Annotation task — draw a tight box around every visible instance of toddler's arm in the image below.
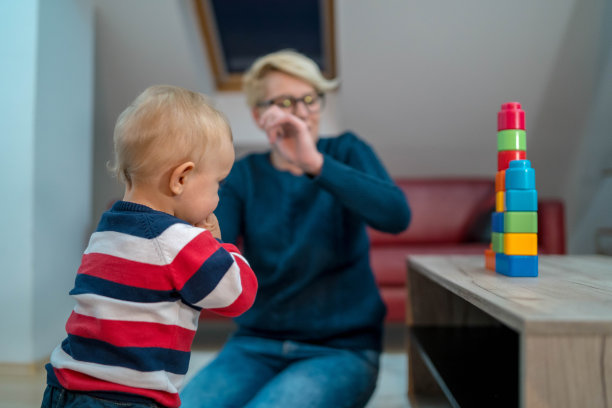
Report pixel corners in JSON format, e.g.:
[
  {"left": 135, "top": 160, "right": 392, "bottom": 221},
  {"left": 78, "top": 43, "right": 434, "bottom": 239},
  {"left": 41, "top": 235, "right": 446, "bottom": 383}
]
[
  {"left": 169, "top": 223, "right": 257, "bottom": 318},
  {"left": 207, "top": 241, "right": 257, "bottom": 317}
]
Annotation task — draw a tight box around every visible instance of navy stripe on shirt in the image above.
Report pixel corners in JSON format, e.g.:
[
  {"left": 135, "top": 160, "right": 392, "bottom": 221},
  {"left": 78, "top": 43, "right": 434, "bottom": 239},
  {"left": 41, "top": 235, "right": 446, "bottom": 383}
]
[
  {"left": 180, "top": 247, "right": 234, "bottom": 305},
  {"left": 61, "top": 336, "right": 190, "bottom": 374},
  {"left": 96, "top": 201, "right": 190, "bottom": 239},
  {"left": 69, "top": 274, "right": 181, "bottom": 303}
]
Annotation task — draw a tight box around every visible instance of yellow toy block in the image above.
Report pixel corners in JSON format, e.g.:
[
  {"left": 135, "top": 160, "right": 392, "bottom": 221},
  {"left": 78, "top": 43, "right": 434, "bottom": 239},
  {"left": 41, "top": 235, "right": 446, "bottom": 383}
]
[
  {"left": 496, "top": 191, "right": 505, "bottom": 212},
  {"left": 504, "top": 233, "right": 538, "bottom": 255}
]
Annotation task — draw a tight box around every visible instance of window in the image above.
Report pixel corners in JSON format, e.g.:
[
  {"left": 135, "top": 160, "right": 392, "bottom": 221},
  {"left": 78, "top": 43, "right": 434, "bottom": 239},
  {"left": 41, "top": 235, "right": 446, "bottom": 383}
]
[{"left": 193, "top": 0, "right": 336, "bottom": 91}]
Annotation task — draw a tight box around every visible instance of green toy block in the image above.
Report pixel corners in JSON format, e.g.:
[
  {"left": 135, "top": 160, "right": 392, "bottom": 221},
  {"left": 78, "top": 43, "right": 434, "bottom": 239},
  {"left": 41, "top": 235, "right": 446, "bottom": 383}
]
[
  {"left": 492, "top": 232, "right": 504, "bottom": 253},
  {"left": 497, "top": 129, "right": 526, "bottom": 151},
  {"left": 503, "top": 212, "right": 537, "bottom": 233}
]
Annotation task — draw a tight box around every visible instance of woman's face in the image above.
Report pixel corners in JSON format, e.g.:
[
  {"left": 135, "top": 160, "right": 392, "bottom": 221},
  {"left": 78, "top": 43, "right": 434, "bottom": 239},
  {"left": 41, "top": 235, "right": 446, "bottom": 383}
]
[{"left": 256, "top": 70, "right": 321, "bottom": 142}]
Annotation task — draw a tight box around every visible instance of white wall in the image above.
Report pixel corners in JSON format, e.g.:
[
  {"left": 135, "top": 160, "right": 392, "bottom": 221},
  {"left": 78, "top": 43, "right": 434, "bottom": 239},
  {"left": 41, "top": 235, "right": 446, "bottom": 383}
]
[
  {"left": 0, "top": 0, "right": 38, "bottom": 364},
  {"left": 0, "top": 0, "right": 94, "bottom": 364},
  {"left": 92, "top": 0, "right": 215, "bottom": 221},
  {"left": 33, "top": 0, "right": 95, "bottom": 360},
  {"left": 566, "top": 0, "right": 612, "bottom": 253}
]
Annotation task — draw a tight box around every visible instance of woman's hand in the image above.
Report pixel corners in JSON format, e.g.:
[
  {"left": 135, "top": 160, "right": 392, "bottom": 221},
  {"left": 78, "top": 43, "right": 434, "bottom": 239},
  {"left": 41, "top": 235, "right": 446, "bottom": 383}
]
[
  {"left": 259, "top": 106, "right": 323, "bottom": 175},
  {"left": 196, "top": 213, "right": 222, "bottom": 240}
]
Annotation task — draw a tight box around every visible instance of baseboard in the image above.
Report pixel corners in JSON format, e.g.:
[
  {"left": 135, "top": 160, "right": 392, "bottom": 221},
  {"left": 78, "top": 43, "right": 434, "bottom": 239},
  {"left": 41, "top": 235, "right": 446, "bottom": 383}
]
[{"left": 0, "top": 357, "right": 48, "bottom": 376}]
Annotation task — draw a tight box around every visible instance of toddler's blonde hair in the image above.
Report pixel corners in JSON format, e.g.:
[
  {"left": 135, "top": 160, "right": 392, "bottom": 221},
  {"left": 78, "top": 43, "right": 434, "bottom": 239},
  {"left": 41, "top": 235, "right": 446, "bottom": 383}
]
[{"left": 111, "top": 85, "right": 231, "bottom": 186}]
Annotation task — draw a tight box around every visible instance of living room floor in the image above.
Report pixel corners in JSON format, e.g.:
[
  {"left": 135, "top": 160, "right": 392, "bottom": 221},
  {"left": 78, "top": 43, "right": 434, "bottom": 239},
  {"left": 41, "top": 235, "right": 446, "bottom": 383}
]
[{"left": 0, "top": 325, "right": 450, "bottom": 408}]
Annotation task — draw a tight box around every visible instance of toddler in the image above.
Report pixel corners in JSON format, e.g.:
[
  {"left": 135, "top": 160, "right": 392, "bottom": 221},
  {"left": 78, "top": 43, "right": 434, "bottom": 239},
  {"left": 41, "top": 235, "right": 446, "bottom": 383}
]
[{"left": 41, "top": 85, "right": 257, "bottom": 408}]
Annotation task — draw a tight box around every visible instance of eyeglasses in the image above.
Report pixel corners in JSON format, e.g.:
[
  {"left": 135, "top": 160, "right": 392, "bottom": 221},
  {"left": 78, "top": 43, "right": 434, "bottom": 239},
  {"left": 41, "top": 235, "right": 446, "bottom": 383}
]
[{"left": 256, "top": 93, "right": 325, "bottom": 114}]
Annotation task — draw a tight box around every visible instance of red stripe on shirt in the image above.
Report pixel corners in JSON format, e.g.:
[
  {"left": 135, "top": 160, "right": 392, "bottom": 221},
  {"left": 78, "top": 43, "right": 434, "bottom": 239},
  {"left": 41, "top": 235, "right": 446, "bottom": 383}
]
[
  {"left": 78, "top": 230, "right": 220, "bottom": 290},
  {"left": 65, "top": 312, "right": 195, "bottom": 352},
  {"left": 53, "top": 367, "right": 179, "bottom": 407},
  {"left": 170, "top": 234, "right": 236, "bottom": 290},
  {"left": 78, "top": 253, "right": 172, "bottom": 290},
  {"left": 220, "top": 242, "right": 240, "bottom": 254}
]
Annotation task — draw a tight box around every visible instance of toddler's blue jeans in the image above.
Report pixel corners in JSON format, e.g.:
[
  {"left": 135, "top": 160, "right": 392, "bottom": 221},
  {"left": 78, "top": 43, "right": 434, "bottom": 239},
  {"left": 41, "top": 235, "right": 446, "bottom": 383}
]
[{"left": 41, "top": 385, "right": 161, "bottom": 407}]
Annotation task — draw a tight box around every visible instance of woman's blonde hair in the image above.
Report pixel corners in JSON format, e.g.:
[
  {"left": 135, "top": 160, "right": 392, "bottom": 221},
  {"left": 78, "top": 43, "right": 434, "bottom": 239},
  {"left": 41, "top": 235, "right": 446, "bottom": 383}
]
[
  {"left": 243, "top": 50, "right": 339, "bottom": 108},
  {"left": 110, "top": 85, "right": 231, "bottom": 186}
]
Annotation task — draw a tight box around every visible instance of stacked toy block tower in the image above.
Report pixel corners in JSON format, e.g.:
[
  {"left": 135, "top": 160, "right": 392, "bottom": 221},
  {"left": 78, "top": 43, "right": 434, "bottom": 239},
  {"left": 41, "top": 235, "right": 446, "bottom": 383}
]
[{"left": 484, "top": 102, "right": 538, "bottom": 277}]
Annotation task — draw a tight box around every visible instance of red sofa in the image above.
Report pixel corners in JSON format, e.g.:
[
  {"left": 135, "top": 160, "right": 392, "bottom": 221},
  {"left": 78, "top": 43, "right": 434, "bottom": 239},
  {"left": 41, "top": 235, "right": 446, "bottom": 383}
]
[{"left": 368, "top": 178, "right": 566, "bottom": 322}]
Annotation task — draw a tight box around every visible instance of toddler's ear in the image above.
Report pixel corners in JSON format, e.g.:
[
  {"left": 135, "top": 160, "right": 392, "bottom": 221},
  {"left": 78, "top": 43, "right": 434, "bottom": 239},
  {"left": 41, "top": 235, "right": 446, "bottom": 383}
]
[{"left": 169, "top": 161, "right": 195, "bottom": 195}]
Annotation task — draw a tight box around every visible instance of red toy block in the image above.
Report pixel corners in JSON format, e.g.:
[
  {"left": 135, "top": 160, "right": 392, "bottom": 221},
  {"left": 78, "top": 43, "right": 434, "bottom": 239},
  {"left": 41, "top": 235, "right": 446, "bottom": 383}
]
[
  {"left": 498, "top": 150, "right": 526, "bottom": 171},
  {"left": 498, "top": 102, "right": 525, "bottom": 131}
]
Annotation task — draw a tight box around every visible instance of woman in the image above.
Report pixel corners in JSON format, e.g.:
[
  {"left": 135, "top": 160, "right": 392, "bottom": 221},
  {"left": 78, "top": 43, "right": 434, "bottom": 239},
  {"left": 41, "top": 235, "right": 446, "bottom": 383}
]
[{"left": 181, "top": 50, "right": 411, "bottom": 408}]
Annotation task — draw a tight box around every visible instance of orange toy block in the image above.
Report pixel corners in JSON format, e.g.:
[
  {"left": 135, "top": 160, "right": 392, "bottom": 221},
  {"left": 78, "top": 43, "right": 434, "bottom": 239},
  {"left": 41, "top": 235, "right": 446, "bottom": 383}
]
[
  {"left": 484, "top": 248, "right": 496, "bottom": 271},
  {"left": 504, "top": 233, "right": 538, "bottom": 255},
  {"left": 495, "top": 170, "right": 505, "bottom": 192}
]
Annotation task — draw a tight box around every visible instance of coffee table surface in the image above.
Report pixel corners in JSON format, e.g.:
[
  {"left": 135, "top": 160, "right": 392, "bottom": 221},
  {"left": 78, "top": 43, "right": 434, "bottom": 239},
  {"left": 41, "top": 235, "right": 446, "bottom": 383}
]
[{"left": 407, "top": 255, "right": 612, "bottom": 334}]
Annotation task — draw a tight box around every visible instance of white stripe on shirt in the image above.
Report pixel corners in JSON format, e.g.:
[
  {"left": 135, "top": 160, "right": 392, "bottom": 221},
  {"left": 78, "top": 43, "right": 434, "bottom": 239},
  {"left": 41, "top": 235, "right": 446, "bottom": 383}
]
[
  {"left": 230, "top": 252, "right": 250, "bottom": 266},
  {"left": 84, "top": 223, "right": 203, "bottom": 265},
  {"left": 50, "top": 346, "right": 185, "bottom": 393},
  {"left": 73, "top": 293, "right": 199, "bottom": 331}
]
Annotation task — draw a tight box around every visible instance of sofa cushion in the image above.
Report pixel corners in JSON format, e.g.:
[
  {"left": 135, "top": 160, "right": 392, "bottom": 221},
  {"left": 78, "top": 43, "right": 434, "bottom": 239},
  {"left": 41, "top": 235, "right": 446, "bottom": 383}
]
[
  {"left": 538, "top": 200, "right": 566, "bottom": 254},
  {"left": 371, "top": 243, "right": 490, "bottom": 286},
  {"left": 369, "top": 178, "right": 496, "bottom": 245},
  {"left": 379, "top": 287, "right": 406, "bottom": 322}
]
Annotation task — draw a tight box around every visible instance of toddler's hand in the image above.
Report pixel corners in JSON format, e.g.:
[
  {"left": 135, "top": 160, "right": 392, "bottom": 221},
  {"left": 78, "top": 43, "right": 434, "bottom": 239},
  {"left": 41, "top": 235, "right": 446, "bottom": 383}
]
[{"left": 197, "top": 213, "right": 222, "bottom": 240}]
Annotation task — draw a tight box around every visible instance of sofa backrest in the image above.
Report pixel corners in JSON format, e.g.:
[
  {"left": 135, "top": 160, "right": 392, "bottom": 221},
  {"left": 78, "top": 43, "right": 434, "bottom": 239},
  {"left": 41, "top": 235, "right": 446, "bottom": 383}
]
[{"left": 369, "top": 178, "right": 496, "bottom": 245}]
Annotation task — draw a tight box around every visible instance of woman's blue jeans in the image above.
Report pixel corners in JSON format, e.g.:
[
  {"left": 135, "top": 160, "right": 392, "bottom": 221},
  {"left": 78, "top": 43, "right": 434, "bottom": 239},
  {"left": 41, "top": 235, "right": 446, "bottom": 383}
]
[{"left": 180, "top": 335, "right": 380, "bottom": 408}]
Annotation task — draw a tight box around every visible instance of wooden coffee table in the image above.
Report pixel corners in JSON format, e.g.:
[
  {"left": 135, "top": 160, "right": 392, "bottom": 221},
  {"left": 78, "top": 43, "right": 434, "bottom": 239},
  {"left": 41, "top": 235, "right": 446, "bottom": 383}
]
[{"left": 406, "top": 255, "right": 612, "bottom": 408}]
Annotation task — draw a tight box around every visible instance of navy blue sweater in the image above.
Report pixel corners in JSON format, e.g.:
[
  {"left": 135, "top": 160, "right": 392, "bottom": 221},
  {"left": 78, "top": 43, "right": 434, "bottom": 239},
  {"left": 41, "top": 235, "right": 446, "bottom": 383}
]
[{"left": 215, "top": 132, "right": 411, "bottom": 351}]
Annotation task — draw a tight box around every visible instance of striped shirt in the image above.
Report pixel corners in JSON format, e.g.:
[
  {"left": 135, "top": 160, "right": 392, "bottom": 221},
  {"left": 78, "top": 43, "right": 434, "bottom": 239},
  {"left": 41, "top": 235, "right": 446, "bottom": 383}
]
[{"left": 46, "top": 201, "right": 257, "bottom": 407}]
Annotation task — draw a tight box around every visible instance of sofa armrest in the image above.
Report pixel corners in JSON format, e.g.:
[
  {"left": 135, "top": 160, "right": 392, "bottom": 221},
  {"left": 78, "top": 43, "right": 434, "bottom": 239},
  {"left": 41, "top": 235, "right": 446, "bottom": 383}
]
[{"left": 538, "top": 199, "right": 566, "bottom": 254}]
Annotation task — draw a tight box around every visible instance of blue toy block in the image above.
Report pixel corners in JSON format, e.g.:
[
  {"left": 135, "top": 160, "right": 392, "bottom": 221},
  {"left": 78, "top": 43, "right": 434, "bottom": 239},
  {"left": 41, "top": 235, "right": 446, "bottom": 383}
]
[
  {"left": 505, "top": 189, "right": 538, "bottom": 211},
  {"left": 505, "top": 160, "right": 535, "bottom": 190},
  {"left": 495, "top": 253, "right": 538, "bottom": 277},
  {"left": 492, "top": 212, "right": 504, "bottom": 233}
]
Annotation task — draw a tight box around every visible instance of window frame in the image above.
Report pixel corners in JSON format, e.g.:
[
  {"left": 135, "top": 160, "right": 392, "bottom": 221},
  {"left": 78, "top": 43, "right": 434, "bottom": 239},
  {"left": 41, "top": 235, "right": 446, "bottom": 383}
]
[{"left": 193, "top": 0, "right": 337, "bottom": 91}]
